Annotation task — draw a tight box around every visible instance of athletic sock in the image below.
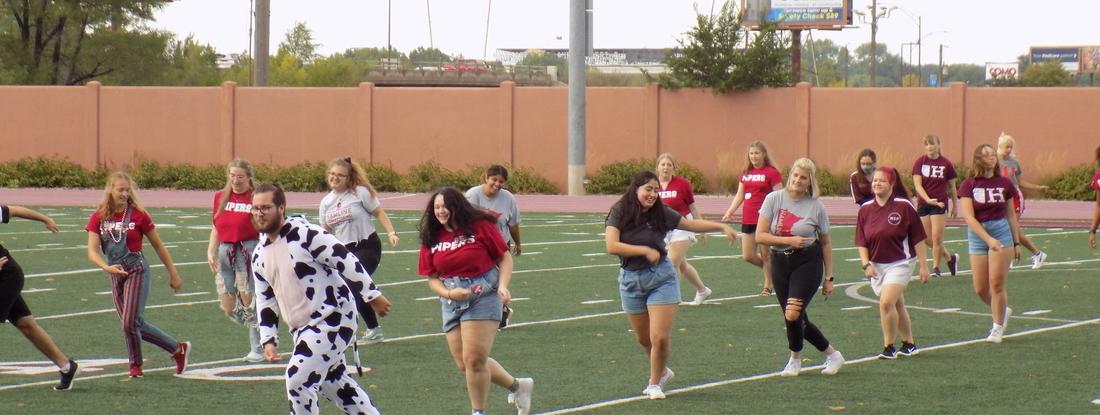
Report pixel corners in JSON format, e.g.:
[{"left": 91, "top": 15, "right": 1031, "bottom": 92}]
[{"left": 59, "top": 362, "right": 71, "bottom": 372}]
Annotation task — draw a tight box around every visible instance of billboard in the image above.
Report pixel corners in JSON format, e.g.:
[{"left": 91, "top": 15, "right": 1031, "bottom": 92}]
[
  {"left": 742, "top": 0, "right": 852, "bottom": 30},
  {"left": 1081, "top": 46, "right": 1100, "bottom": 74},
  {"left": 1029, "top": 47, "right": 1079, "bottom": 73},
  {"left": 985, "top": 62, "right": 1019, "bottom": 80}
]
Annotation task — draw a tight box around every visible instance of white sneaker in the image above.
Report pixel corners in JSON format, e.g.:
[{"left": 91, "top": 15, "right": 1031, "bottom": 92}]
[
  {"left": 642, "top": 384, "right": 665, "bottom": 400},
  {"left": 986, "top": 325, "right": 1004, "bottom": 343},
  {"left": 780, "top": 356, "right": 801, "bottom": 377},
  {"left": 691, "top": 287, "right": 713, "bottom": 306},
  {"left": 243, "top": 351, "right": 265, "bottom": 363},
  {"left": 821, "top": 350, "right": 844, "bottom": 375},
  {"left": 506, "top": 377, "right": 534, "bottom": 415},
  {"left": 657, "top": 367, "right": 674, "bottom": 388},
  {"left": 1092, "top": 398, "right": 1100, "bottom": 405},
  {"left": 358, "top": 327, "right": 385, "bottom": 345},
  {"left": 1002, "top": 307, "right": 1013, "bottom": 333},
  {"left": 1031, "top": 251, "right": 1047, "bottom": 269}
]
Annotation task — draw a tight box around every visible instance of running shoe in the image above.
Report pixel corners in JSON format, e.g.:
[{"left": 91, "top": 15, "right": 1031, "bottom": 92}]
[
  {"left": 54, "top": 359, "right": 78, "bottom": 391},
  {"left": 691, "top": 287, "right": 713, "bottom": 306},
  {"left": 642, "top": 384, "right": 665, "bottom": 400},
  {"left": 878, "top": 345, "right": 898, "bottom": 360},
  {"left": 1031, "top": 251, "right": 1047, "bottom": 269},
  {"left": 658, "top": 367, "right": 674, "bottom": 388},
  {"left": 173, "top": 341, "right": 191, "bottom": 374},
  {"left": 128, "top": 365, "right": 144, "bottom": 378},
  {"left": 780, "top": 356, "right": 801, "bottom": 377},
  {"left": 947, "top": 253, "right": 959, "bottom": 276},
  {"left": 507, "top": 377, "right": 534, "bottom": 414},
  {"left": 899, "top": 342, "right": 919, "bottom": 357},
  {"left": 821, "top": 350, "right": 844, "bottom": 375}
]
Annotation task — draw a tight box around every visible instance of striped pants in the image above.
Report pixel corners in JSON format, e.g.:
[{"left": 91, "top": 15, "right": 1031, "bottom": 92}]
[{"left": 110, "top": 260, "right": 179, "bottom": 367}]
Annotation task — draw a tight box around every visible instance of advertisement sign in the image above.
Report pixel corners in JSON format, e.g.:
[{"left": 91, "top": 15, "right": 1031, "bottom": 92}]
[
  {"left": 742, "top": 0, "right": 851, "bottom": 29},
  {"left": 1029, "top": 47, "right": 1079, "bottom": 73},
  {"left": 1081, "top": 46, "right": 1100, "bottom": 74},
  {"left": 985, "top": 62, "right": 1019, "bottom": 80}
]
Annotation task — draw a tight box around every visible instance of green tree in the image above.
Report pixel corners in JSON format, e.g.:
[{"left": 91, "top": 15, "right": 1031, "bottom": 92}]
[
  {"left": 279, "top": 22, "right": 319, "bottom": 64},
  {"left": 944, "top": 63, "right": 985, "bottom": 85},
  {"left": 800, "top": 39, "right": 846, "bottom": 86},
  {"left": 221, "top": 53, "right": 252, "bottom": 85},
  {"left": 1019, "top": 61, "right": 1072, "bottom": 86},
  {"left": 0, "top": 0, "right": 173, "bottom": 85},
  {"left": 343, "top": 47, "right": 409, "bottom": 69},
  {"left": 517, "top": 49, "right": 568, "bottom": 82},
  {"left": 848, "top": 42, "right": 901, "bottom": 87},
  {"left": 160, "top": 36, "right": 222, "bottom": 86},
  {"left": 305, "top": 54, "right": 364, "bottom": 86},
  {"left": 655, "top": 1, "right": 790, "bottom": 93},
  {"left": 408, "top": 46, "right": 450, "bottom": 67},
  {"left": 269, "top": 50, "right": 307, "bottom": 86}
]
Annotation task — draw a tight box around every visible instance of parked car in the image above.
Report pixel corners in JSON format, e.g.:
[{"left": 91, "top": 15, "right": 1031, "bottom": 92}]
[{"left": 442, "top": 59, "right": 492, "bottom": 73}]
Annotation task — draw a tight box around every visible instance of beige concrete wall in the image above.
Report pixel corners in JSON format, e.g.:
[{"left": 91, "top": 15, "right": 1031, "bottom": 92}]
[{"left": 2, "top": 82, "right": 1096, "bottom": 193}]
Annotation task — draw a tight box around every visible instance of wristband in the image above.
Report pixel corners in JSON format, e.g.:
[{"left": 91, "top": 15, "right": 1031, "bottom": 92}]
[{"left": 825, "top": 276, "right": 834, "bottom": 282}]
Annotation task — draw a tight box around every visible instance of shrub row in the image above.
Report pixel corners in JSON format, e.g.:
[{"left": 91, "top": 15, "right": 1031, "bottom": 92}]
[
  {"left": 585, "top": 158, "right": 709, "bottom": 195},
  {"left": 0, "top": 157, "right": 559, "bottom": 194}
]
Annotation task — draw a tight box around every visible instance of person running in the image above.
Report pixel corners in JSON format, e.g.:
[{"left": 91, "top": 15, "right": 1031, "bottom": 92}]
[
  {"left": 418, "top": 187, "right": 534, "bottom": 415},
  {"left": 319, "top": 157, "right": 400, "bottom": 345},
  {"left": 722, "top": 140, "right": 784, "bottom": 296},
  {"left": 251, "top": 182, "right": 390, "bottom": 415},
  {"left": 1, "top": 205, "right": 79, "bottom": 390},
  {"left": 997, "top": 134, "right": 1049, "bottom": 269},
  {"left": 959, "top": 144, "right": 1022, "bottom": 344},
  {"left": 912, "top": 134, "right": 960, "bottom": 277},
  {"left": 655, "top": 153, "right": 712, "bottom": 305},
  {"left": 855, "top": 167, "right": 931, "bottom": 359},
  {"left": 465, "top": 164, "right": 521, "bottom": 328},
  {"left": 85, "top": 172, "right": 190, "bottom": 378},
  {"left": 756, "top": 158, "right": 845, "bottom": 377},
  {"left": 1090, "top": 146, "right": 1100, "bottom": 250},
  {"left": 850, "top": 149, "right": 877, "bottom": 205},
  {"left": 605, "top": 171, "right": 738, "bottom": 400},
  {"left": 205, "top": 158, "right": 263, "bottom": 363}
]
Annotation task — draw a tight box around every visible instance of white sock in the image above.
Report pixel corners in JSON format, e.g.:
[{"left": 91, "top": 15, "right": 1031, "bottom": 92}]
[
  {"left": 993, "top": 323, "right": 1003, "bottom": 330},
  {"left": 59, "top": 362, "right": 71, "bottom": 372}
]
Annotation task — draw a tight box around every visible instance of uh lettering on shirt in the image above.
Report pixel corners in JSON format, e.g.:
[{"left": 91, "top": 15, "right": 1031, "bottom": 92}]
[
  {"left": 224, "top": 201, "right": 252, "bottom": 213},
  {"left": 920, "top": 164, "right": 947, "bottom": 178},
  {"left": 972, "top": 187, "right": 1006, "bottom": 204},
  {"left": 431, "top": 234, "right": 477, "bottom": 253}
]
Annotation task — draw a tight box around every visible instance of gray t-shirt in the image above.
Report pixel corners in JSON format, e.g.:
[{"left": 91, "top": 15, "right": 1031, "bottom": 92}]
[
  {"left": 605, "top": 203, "right": 682, "bottom": 271},
  {"left": 465, "top": 185, "right": 520, "bottom": 244},
  {"left": 759, "top": 190, "right": 830, "bottom": 251},
  {"left": 1000, "top": 156, "right": 1022, "bottom": 188},
  {"left": 318, "top": 186, "right": 381, "bottom": 244}
]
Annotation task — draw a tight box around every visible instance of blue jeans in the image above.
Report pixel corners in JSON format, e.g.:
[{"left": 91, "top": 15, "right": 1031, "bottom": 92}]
[{"left": 618, "top": 258, "right": 681, "bottom": 314}]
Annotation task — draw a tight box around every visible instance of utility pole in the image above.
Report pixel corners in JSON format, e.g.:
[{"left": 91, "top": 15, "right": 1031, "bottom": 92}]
[
  {"left": 567, "top": 0, "right": 587, "bottom": 195},
  {"left": 252, "top": 0, "right": 269, "bottom": 86},
  {"left": 916, "top": 16, "right": 922, "bottom": 86},
  {"left": 843, "top": 46, "right": 849, "bottom": 87},
  {"left": 870, "top": 0, "right": 878, "bottom": 87},
  {"left": 791, "top": 29, "right": 802, "bottom": 84},
  {"left": 937, "top": 44, "right": 944, "bottom": 86}
]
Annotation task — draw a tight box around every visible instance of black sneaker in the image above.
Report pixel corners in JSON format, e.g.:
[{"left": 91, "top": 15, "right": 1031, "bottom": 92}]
[
  {"left": 947, "top": 253, "right": 959, "bottom": 276},
  {"left": 498, "top": 304, "right": 512, "bottom": 330},
  {"left": 899, "top": 342, "right": 919, "bottom": 357},
  {"left": 931, "top": 267, "right": 942, "bottom": 278},
  {"left": 54, "top": 359, "right": 78, "bottom": 391},
  {"left": 878, "top": 345, "right": 897, "bottom": 360}
]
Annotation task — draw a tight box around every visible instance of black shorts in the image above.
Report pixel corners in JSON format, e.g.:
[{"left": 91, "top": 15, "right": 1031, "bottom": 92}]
[
  {"left": 917, "top": 203, "right": 948, "bottom": 217},
  {"left": 741, "top": 223, "right": 758, "bottom": 235},
  {"left": 346, "top": 232, "right": 383, "bottom": 275},
  {"left": 0, "top": 255, "right": 31, "bottom": 324}
]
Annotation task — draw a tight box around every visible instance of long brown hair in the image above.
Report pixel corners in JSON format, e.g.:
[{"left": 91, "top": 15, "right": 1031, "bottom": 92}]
[
  {"left": 741, "top": 140, "right": 777, "bottom": 174},
  {"left": 214, "top": 158, "right": 255, "bottom": 220},
  {"left": 970, "top": 144, "right": 1001, "bottom": 178},
  {"left": 854, "top": 148, "right": 877, "bottom": 183},
  {"left": 329, "top": 157, "right": 377, "bottom": 198},
  {"left": 96, "top": 172, "right": 144, "bottom": 220}
]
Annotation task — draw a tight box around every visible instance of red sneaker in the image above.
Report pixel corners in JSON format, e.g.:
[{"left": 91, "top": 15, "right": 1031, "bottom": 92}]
[
  {"left": 172, "top": 341, "right": 191, "bottom": 374},
  {"left": 128, "top": 365, "right": 144, "bottom": 378}
]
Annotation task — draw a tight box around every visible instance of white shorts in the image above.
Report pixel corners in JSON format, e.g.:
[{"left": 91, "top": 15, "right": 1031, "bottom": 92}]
[
  {"left": 665, "top": 228, "right": 697, "bottom": 245},
  {"left": 869, "top": 258, "right": 915, "bottom": 296}
]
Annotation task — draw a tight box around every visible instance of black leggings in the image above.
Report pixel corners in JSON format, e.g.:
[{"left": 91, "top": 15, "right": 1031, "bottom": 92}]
[
  {"left": 345, "top": 233, "right": 382, "bottom": 330},
  {"left": 771, "top": 244, "right": 830, "bottom": 353},
  {"left": 0, "top": 252, "right": 31, "bottom": 324}
]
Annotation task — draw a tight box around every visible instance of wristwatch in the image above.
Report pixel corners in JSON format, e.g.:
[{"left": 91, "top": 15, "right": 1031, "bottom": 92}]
[
  {"left": 861, "top": 263, "right": 871, "bottom": 270},
  {"left": 825, "top": 276, "right": 835, "bottom": 282}
]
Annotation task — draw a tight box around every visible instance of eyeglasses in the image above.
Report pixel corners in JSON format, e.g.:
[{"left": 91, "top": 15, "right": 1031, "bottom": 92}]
[
  {"left": 328, "top": 172, "right": 348, "bottom": 179},
  {"left": 250, "top": 205, "right": 278, "bottom": 215}
]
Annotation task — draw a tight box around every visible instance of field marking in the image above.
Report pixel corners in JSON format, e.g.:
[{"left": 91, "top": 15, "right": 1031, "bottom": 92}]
[
  {"left": 536, "top": 316, "right": 1100, "bottom": 415},
  {"left": 21, "top": 288, "right": 55, "bottom": 294},
  {"left": 841, "top": 305, "right": 872, "bottom": 311},
  {"left": 752, "top": 304, "right": 779, "bottom": 309},
  {"left": 1022, "top": 310, "right": 1052, "bottom": 316},
  {"left": 581, "top": 299, "right": 614, "bottom": 305},
  {"left": 36, "top": 299, "right": 218, "bottom": 320}
]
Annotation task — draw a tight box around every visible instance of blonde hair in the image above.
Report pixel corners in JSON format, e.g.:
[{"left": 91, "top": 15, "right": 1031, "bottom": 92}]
[
  {"left": 997, "top": 133, "right": 1016, "bottom": 158},
  {"left": 742, "top": 140, "right": 778, "bottom": 173},
  {"left": 787, "top": 158, "right": 820, "bottom": 198},
  {"left": 655, "top": 153, "right": 676, "bottom": 172},
  {"left": 923, "top": 134, "right": 941, "bottom": 145},
  {"left": 328, "top": 157, "right": 377, "bottom": 198},
  {"left": 214, "top": 158, "right": 254, "bottom": 220},
  {"left": 96, "top": 172, "right": 144, "bottom": 220}
]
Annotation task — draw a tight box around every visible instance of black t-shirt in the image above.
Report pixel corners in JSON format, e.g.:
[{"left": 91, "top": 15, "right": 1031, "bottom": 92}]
[
  {"left": 605, "top": 202, "right": 682, "bottom": 271},
  {"left": 0, "top": 205, "right": 10, "bottom": 257}
]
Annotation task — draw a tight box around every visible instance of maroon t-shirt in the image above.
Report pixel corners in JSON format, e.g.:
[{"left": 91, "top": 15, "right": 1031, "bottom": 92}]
[
  {"left": 849, "top": 171, "right": 873, "bottom": 204},
  {"left": 911, "top": 155, "right": 957, "bottom": 206},
  {"left": 212, "top": 190, "right": 259, "bottom": 243},
  {"left": 959, "top": 176, "right": 1018, "bottom": 222},
  {"left": 739, "top": 166, "right": 783, "bottom": 224},
  {"left": 85, "top": 208, "right": 155, "bottom": 253},
  {"left": 418, "top": 219, "right": 508, "bottom": 278},
  {"left": 855, "top": 198, "right": 927, "bottom": 263},
  {"left": 658, "top": 176, "right": 695, "bottom": 216}
]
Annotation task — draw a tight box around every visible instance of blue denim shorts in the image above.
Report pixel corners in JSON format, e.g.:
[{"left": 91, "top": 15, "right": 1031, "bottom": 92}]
[
  {"left": 217, "top": 240, "right": 258, "bottom": 295},
  {"left": 440, "top": 267, "right": 503, "bottom": 333},
  {"left": 618, "top": 258, "right": 681, "bottom": 314},
  {"left": 967, "top": 218, "right": 1013, "bottom": 255}
]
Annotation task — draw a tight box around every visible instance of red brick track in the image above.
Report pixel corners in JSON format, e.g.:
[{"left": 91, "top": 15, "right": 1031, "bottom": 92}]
[{"left": 0, "top": 189, "right": 1092, "bottom": 228}]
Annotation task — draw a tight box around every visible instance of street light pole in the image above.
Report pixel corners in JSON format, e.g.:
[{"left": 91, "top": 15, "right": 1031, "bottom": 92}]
[
  {"left": 917, "top": 16, "right": 922, "bottom": 86},
  {"left": 870, "top": 0, "right": 878, "bottom": 87}
]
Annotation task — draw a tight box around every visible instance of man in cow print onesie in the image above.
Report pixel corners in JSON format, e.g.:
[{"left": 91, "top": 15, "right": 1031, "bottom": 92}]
[{"left": 250, "top": 182, "right": 392, "bottom": 414}]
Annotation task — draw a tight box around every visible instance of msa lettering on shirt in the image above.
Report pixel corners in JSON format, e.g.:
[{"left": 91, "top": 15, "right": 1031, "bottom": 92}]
[
  {"left": 431, "top": 234, "right": 477, "bottom": 253},
  {"left": 224, "top": 201, "right": 252, "bottom": 213},
  {"left": 658, "top": 190, "right": 678, "bottom": 199},
  {"left": 887, "top": 212, "right": 902, "bottom": 226},
  {"left": 775, "top": 209, "right": 804, "bottom": 236},
  {"left": 100, "top": 221, "right": 137, "bottom": 232},
  {"left": 972, "top": 187, "right": 1007, "bottom": 204},
  {"left": 920, "top": 164, "right": 947, "bottom": 178},
  {"left": 742, "top": 174, "right": 767, "bottom": 182}
]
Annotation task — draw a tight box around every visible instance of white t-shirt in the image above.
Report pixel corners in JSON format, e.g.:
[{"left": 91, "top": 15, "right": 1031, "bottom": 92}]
[{"left": 319, "top": 186, "right": 381, "bottom": 244}]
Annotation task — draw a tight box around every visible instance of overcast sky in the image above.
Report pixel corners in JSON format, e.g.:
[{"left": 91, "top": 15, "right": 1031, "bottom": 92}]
[{"left": 153, "top": 0, "right": 1099, "bottom": 65}]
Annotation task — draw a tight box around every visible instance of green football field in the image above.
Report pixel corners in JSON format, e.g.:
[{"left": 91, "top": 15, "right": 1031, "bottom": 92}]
[{"left": 1, "top": 206, "right": 1098, "bottom": 414}]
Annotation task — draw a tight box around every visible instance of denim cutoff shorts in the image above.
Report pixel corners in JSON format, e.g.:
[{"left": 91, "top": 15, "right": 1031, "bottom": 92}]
[{"left": 618, "top": 258, "right": 681, "bottom": 314}]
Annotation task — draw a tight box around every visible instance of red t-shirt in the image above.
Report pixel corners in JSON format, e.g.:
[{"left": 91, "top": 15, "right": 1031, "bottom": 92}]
[
  {"left": 739, "top": 166, "right": 783, "bottom": 224},
  {"left": 85, "top": 208, "right": 155, "bottom": 253},
  {"left": 911, "top": 155, "right": 957, "bottom": 205},
  {"left": 1091, "top": 171, "right": 1100, "bottom": 193},
  {"left": 212, "top": 190, "right": 259, "bottom": 243},
  {"left": 855, "top": 198, "right": 927, "bottom": 264},
  {"left": 418, "top": 219, "right": 508, "bottom": 278},
  {"left": 959, "top": 176, "right": 1018, "bottom": 223},
  {"left": 658, "top": 176, "right": 695, "bottom": 216}
]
